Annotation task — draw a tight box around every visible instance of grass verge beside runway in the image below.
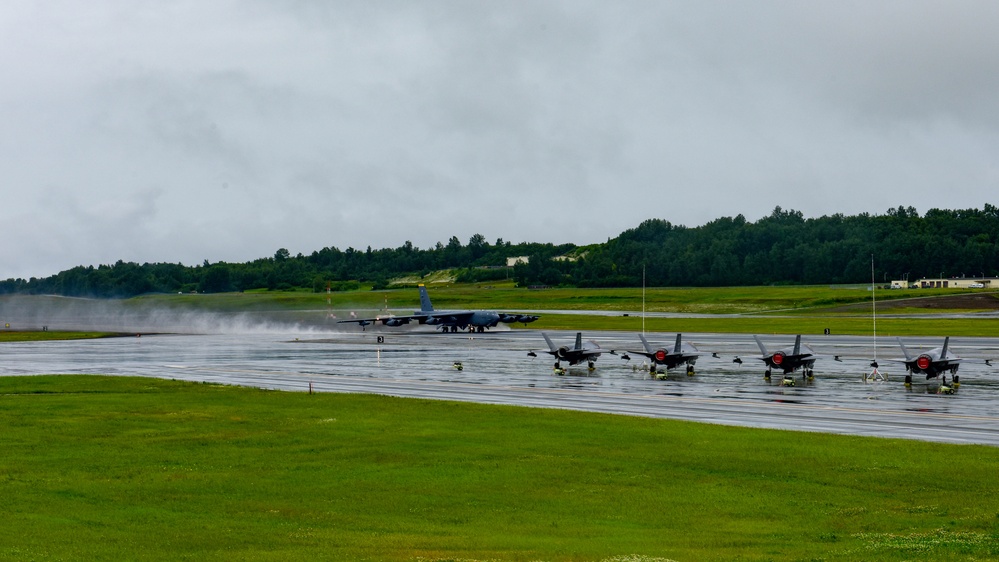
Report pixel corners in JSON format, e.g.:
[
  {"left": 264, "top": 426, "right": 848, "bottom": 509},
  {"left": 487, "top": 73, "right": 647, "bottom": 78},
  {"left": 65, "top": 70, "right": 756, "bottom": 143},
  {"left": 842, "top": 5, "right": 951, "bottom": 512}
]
[
  {"left": 530, "top": 313, "right": 999, "bottom": 337},
  {"left": 131, "top": 284, "right": 992, "bottom": 315},
  {"left": 0, "top": 331, "right": 127, "bottom": 342},
  {"left": 3, "top": 375, "right": 998, "bottom": 561}
]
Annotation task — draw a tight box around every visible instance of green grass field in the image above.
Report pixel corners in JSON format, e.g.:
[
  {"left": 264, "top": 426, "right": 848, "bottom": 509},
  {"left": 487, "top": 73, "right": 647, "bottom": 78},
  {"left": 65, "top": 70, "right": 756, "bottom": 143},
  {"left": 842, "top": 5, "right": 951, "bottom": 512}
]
[
  {"left": 2, "top": 375, "right": 998, "bottom": 561},
  {"left": 0, "top": 331, "right": 126, "bottom": 342},
  {"left": 4, "top": 284, "right": 996, "bottom": 340},
  {"left": 531, "top": 313, "right": 999, "bottom": 337},
  {"left": 133, "top": 283, "right": 983, "bottom": 315}
]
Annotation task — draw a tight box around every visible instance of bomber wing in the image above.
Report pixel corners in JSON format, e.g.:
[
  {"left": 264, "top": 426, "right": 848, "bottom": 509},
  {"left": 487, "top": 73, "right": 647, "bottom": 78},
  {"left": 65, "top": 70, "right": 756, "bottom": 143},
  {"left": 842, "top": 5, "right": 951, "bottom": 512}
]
[{"left": 337, "top": 314, "right": 420, "bottom": 329}]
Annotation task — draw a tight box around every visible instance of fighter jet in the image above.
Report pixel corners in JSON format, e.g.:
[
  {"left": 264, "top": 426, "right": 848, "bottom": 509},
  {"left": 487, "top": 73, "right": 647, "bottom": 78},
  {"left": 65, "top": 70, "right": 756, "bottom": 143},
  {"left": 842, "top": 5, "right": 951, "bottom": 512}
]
[
  {"left": 529, "top": 332, "right": 603, "bottom": 370},
  {"left": 892, "top": 337, "right": 962, "bottom": 386},
  {"left": 338, "top": 284, "right": 539, "bottom": 333},
  {"left": 739, "top": 335, "right": 818, "bottom": 379},
  {"left": 624, "top": 333, "right": 705, "bottom": 376}
]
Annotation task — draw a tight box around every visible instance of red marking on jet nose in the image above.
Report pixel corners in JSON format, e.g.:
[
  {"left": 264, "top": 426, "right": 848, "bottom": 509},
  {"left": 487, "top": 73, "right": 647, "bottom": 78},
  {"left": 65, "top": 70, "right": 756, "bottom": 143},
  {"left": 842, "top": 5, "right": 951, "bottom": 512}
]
[
  {"left": 654, "top": 350, "right": 666, "bottom": 362},
  {"left": 916, "top": 355, "right": 931, "bottom": 370},
  {"left": 772, "top": 352, "right": 785, "bottom": 365}
]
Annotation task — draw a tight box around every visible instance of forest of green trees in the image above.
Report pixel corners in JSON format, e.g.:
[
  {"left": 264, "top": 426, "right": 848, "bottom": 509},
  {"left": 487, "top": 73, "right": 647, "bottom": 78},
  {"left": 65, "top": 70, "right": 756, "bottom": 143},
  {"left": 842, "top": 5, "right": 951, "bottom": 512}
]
[{"left": 2, "top": 205, "right": 998, "bottom": 298}]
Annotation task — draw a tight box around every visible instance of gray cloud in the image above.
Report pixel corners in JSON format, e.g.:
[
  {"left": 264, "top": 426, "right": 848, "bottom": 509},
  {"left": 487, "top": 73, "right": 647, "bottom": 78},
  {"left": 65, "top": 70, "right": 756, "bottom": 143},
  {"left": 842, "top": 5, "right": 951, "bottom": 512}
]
[{"left": 2, "top": 1, "right": 998, "bottom": 279}]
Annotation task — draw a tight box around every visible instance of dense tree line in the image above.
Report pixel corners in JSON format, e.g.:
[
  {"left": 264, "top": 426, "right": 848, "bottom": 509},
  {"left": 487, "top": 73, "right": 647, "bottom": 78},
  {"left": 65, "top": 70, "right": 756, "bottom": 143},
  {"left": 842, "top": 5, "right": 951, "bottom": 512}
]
[
  {"left": 3, "top": 206, "right": 998, "bottom": 297},
  {"left": 516, "top": 205, "right": 999, "bottom": 287},
  {"left": 0, "top": 237, "right": 572, "bottom": 297}
]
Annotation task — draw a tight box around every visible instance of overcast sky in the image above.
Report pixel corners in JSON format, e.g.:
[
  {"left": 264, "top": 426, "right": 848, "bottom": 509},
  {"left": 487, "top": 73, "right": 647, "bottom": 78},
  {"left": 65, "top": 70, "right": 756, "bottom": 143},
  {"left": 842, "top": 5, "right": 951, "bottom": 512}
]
[{"left": 3, "top": 1, "right": 998, "bottom": 279}]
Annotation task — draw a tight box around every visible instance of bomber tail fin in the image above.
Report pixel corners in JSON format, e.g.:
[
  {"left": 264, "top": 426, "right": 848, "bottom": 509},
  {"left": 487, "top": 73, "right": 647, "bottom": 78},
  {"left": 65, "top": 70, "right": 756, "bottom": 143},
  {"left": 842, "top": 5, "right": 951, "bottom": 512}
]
[{"left": 417, "top": 284, "right": 434, "bottom": 312}]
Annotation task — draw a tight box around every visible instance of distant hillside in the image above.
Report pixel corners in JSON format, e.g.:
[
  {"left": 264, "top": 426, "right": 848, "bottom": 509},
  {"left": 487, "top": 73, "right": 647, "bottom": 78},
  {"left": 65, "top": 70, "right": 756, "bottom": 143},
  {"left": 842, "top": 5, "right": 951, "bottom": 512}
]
[{"left": 2, "top": 205, "right": 998, "bottom": 297}]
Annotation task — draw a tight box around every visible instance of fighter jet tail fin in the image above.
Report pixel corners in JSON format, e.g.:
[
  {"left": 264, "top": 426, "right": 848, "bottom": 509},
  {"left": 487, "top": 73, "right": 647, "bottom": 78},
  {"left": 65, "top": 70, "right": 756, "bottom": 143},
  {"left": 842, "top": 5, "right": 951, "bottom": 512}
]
[
  {"left": 542, "top": 333, "right": 558, "bottom": 352},
  {"left": 941, "top": 336, "right": 950, "bottom": 359},
  {"left": 639, "top": 333, "right": 654, "bottom": 353},
  {"left": 574, "top": 332, "right": 583, "bottom": 351},
  {"left": 897, "top": 337, "right": 914, "bottom": 361},
  {"left": 792, "top": 335, "right": 801, "bottom": 356},
  {"left": 417, "top": 284, "right": 434, "bottom": 312},
  {"left": 674, "top": 333, "right": 683, "bottom": 354},
  {"left": 754, "top": 335, "right": 769, "bottom": 355}
]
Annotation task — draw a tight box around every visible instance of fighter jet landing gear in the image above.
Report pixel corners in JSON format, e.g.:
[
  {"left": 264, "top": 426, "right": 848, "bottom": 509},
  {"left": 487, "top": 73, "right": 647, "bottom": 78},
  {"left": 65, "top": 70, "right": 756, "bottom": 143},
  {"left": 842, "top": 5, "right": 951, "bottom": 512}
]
[
  {"left": 588, "top": 361, "right": 596, "bottom": 371},
  {"left": 804, "top": 369, "right": 814, "bottom": 381},
  {"left": 938, "top": 375, "right": 958, "bottom": 394},
  {"left": 939, "top": 375, "right": 956, "bottom": 394},
  {"left": 764, "top": 369, "right": 772, "bottom": 381},
  {"left": 686, "top": 365, "right": 695, "bottom": 376}
]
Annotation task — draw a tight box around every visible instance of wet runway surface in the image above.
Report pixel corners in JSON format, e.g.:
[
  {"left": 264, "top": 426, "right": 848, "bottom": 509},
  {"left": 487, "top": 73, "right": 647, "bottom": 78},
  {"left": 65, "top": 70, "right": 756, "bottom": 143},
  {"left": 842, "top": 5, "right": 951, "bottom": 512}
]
[{"left": 3, "top": 328, "right": 999, "bottom": 446}]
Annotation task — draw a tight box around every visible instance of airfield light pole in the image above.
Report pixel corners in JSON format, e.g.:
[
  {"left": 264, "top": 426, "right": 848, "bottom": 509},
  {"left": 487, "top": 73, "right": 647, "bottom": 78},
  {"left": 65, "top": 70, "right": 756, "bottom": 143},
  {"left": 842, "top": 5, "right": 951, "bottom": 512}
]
[
  {"left": 642, "top": 265, "right": 646, "bottom": 335},
  {"left": 872, "top": 256, "right": 876, "bottom": 362},
  {"left": 868, "top": 255, "right": 884, "bottom": 382}
]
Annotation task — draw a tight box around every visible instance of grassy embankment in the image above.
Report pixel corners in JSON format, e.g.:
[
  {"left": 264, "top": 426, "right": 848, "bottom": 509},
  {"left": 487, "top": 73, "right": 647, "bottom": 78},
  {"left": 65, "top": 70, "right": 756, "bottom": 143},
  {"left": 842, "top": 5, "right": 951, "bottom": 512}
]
[
  {"left": 0, "top": 331, "right": 125, "bottom": 342},
  {"left": 3, "top": 284, "right": 996, "bottom": 340},
  {"left": 2, "top": 375, "right": 998, "bottom": 561},
  {"left": 128, "top": 283, "right": 999, "bottom": 337}
]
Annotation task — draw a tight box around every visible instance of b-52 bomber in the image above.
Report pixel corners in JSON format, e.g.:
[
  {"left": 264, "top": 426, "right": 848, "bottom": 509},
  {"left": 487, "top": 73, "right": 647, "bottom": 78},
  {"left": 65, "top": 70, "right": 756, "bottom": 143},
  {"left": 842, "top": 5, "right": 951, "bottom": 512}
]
[
  {"left": 338, "top": 284, "right": 539, "bottom": 333},
  {"left": 736, "top": 335, "right": 818, "bottom": 380},
  {"left": 623, "top": 333, "right": 705, "bottom": 376},
  {"left": 529, "top": 332, "right": 602, "bottom": 370},
  {"left": 892, "top": 337, "right": 962, "bottom": 387}
]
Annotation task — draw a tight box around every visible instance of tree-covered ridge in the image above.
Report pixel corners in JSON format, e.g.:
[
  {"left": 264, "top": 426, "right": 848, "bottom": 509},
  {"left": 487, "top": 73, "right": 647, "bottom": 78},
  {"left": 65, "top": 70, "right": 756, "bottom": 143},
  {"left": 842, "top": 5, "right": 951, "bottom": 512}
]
[
  {"left": 541, "top": 205, "right": 999, "bottom": 287},
  {"left": 2, "top": 205, "right": 998, "bottom": 297},
  {"left": 0, "top": 237, "right": 572, "bottom": 297}
]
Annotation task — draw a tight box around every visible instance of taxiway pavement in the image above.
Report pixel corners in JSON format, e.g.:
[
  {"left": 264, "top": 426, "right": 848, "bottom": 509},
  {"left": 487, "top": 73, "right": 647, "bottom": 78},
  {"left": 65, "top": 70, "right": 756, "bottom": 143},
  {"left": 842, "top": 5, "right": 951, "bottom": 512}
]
[{"left": 2, "top": 329, "right": 998, "bottom": 445}]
